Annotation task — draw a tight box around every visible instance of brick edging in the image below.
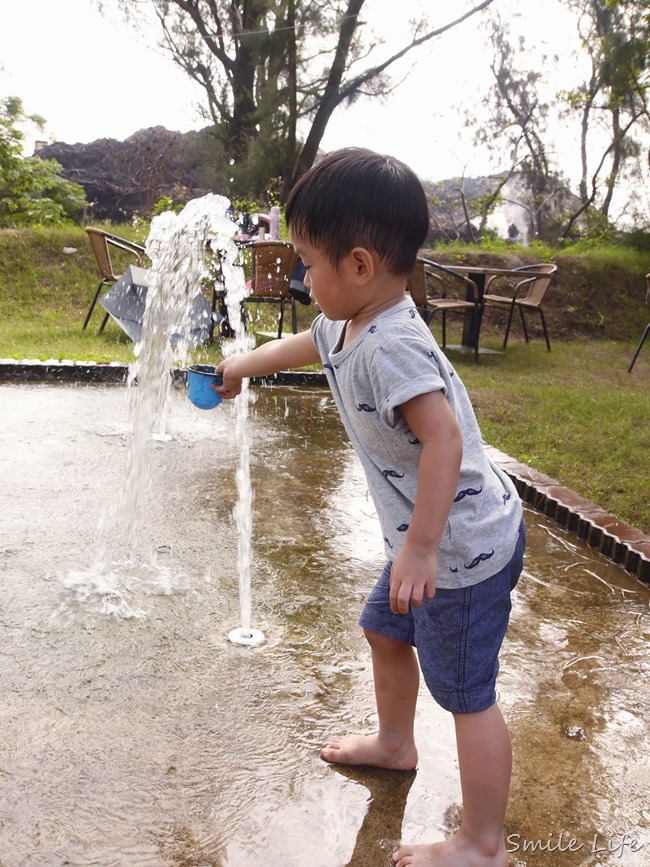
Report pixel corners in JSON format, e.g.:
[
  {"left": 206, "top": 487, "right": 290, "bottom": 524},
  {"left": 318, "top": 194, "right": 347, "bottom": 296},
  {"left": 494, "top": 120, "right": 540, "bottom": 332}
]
[
  {"left": 0, "top": 361, "right": 329, "bottom": 387},
  {"left": 485, "top": 445, "right": 649, "bottom": 585}
]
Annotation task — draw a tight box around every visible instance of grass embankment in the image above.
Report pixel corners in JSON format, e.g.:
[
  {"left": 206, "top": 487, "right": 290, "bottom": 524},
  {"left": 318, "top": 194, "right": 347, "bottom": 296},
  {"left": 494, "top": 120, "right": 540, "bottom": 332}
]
[{"left": 1, "top": 226, "right": 649, "bottom": 534}]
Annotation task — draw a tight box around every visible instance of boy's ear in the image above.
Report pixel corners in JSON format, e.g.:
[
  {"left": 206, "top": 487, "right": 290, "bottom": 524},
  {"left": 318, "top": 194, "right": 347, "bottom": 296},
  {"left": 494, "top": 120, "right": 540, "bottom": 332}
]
[{"left": 347, "top": 247, "right": 375, "bottom": 284}]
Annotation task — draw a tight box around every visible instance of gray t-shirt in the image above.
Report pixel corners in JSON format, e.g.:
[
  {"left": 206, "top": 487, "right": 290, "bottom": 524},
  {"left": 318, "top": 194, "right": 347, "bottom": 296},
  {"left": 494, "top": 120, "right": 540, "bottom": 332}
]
[{"left": 311, "top": 298, "right": 522, "bottom": 590}]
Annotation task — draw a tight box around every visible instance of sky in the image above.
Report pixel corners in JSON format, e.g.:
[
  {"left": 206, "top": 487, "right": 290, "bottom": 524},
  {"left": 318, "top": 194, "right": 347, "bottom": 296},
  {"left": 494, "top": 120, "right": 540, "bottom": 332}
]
[{"left": 1, "top": 0, "right": 579, "bottom": 183}]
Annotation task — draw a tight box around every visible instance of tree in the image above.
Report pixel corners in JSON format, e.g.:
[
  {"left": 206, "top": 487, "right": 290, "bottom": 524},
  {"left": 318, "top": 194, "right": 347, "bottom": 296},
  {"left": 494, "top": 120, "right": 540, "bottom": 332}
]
[
  {"left": 464, "top": 1, "right": 650, "bottom": 242},
  {"left": 424, "top": 174, "right": 508, "bottom": 244},
  {"left": 468, "top": 14, "right": 572, "bottom": 242},
  {"left": 108, "top": 0, "right": 494, "bottom": 201},
  {"left": 558, "top": 0, "right": 650, "bottom": 236},
  {"left": 0, "top": 97, "right": 88, "bottom": 227}
]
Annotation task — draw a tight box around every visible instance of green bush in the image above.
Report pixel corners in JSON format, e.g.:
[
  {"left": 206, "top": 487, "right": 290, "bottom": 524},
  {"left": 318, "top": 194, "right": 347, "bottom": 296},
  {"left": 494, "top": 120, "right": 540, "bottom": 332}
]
[{"left": 0, "top": 96, "right": 88, "bottom": 227}]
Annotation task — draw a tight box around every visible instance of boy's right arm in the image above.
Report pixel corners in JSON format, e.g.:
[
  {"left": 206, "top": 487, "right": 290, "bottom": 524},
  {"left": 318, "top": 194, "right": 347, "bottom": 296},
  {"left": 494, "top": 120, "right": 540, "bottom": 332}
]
[{"left": 215, "top": 329, "right": 320, "bottom": 399}]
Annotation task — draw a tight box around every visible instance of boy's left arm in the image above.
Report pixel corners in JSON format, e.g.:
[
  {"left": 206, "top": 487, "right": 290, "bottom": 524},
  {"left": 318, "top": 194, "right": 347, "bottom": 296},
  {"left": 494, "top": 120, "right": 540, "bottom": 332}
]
[{"left": 389, "top": 390, "right": 462, "bottom": 615}]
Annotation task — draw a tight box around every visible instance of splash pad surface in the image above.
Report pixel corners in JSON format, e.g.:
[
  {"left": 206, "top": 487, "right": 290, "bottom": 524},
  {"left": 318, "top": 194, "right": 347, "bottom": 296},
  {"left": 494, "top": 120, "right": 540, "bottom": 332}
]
[{"left": 1, "top": 382, "right": 648, "bottom": 866}]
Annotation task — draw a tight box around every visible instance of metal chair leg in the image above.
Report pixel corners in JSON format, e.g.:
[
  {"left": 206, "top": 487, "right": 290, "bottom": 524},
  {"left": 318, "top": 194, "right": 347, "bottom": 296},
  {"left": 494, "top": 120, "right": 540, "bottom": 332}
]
[
  {"left": 521, "top": 306, "right": 551, "bottom": 350},
  {"left": 519, "top": 306, "right": 530, "bottom": 343},
  {"left": 503, "top": 300, "right": 517, "bottom": 349},
  {"left": 276, "top": 301, "right": 285, "bottom": 339},
  {"left": 83, "top": 278, "right": 108, "bottom": 330},
  {"left": 503, "top": 302, "right": 550, "bottom": 351},
  {"left": 538, "top": 309, "right": 551, "bottom": 351},
  {"left": 628, "top": 323, "right": 650, "bottom": 373}
]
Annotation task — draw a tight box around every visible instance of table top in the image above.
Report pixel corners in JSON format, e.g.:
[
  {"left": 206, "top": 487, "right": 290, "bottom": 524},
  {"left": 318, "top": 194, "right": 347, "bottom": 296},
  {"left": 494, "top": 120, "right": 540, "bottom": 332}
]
[
  {"left": 442, "top": 264, "right": 542, "bottom": 279},
  {"left": 421, "top": 259, "right": 546, "bottom": 286}
]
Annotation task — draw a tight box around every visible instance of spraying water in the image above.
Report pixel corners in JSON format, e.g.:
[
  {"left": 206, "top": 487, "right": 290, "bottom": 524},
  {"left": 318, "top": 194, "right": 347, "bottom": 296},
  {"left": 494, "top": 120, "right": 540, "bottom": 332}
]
[
  {"left": 83, "top": 194, "right": 264, "bottom": 642},
  {"left": 217, "top": 216, "right": 265, "bottom": 645}
]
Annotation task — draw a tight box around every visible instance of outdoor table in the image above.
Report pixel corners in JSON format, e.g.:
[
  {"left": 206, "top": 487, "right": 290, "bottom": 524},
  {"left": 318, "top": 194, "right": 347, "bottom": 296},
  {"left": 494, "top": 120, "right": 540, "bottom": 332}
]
[{"left": 431, "top": 263, "right": 543, "bottom": 351}]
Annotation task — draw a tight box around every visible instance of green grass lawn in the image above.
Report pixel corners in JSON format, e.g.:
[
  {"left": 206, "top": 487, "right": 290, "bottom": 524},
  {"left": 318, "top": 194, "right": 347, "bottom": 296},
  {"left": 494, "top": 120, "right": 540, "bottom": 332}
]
[{"left": 454, "top": 335, "right": 650, "bottom": 535}]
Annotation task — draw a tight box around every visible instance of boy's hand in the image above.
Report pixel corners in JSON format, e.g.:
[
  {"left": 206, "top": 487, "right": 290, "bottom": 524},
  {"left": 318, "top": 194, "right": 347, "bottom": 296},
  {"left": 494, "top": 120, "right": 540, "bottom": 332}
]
[
  {"left": 210, "top": 331, "right": 320, "bottom": 400},
  {"left": 213, "top": 357, "right": 243, "bottom": 399},
  {"left": 389, "top": 545, "right": 437, "bottom": 614}
]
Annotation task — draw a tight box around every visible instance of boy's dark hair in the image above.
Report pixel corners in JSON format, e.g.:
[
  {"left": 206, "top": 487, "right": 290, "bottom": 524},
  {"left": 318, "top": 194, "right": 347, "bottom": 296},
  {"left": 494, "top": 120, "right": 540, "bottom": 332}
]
[{"left": 285, "top": 147, "right": 430, "bottom": 275}]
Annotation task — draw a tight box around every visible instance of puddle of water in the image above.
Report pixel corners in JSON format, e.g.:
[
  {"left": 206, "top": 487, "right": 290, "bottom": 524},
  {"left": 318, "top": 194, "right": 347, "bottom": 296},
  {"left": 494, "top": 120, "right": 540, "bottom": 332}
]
[{"left": 0, "top": 383, "right": 648, "bottom": 866}]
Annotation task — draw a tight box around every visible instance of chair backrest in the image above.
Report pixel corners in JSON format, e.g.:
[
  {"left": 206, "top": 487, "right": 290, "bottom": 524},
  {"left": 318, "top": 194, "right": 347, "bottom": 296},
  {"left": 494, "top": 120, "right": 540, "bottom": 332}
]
[
  {"left": 406, "top": 259, "right": 427, "bottom": 306},
  {"left": 248, "top": 241, "right": 297, "bottom": 299},
  {"left": 85, "top": 227, "right": 143, "bottom": 282},
  {"left": 419, "top": 257, "right": 482, "bottom": 301},
  {"left": 517, "top": 263, "right": 557, "bottom": 306},
  {"left": 406, "top": 258, "right": 444, "bottom": 306}
]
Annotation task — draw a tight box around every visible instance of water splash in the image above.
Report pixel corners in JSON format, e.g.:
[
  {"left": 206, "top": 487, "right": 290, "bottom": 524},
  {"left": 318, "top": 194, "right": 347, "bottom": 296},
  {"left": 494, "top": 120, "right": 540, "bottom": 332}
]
[
  {"left": 60, "top": 194, "right": 264, "bottom": 640},
  {"left": 80, "top": 195, "right": 249, "bottom": 616},
  {"left": 122, "top": 195, "right": 238, "bottom": 532}
]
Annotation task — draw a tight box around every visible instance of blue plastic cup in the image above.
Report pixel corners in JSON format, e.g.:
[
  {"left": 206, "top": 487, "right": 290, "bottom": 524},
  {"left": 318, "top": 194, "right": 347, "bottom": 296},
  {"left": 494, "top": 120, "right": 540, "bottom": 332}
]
[{"left": 187, "top": 364, "right": 223, "bottom": 410}]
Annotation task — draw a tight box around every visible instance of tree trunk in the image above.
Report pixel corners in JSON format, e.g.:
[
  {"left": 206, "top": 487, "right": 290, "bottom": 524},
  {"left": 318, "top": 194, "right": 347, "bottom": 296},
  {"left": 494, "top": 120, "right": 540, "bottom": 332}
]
[
  {"left": 283, "top": 0, "right": 366, "bottom": 195},
  {"left": 226, "top": 1, "right": 267, "bottom": 157},
  {"left": 280, "top": 0, "right": 298, "bottom": 196}
]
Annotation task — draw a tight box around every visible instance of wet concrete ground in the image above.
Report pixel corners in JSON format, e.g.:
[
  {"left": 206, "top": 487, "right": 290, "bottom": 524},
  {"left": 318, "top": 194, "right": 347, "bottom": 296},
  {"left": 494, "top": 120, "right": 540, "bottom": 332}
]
[{"left": 0, "top": 382, "right": 648, "bottom": 866}]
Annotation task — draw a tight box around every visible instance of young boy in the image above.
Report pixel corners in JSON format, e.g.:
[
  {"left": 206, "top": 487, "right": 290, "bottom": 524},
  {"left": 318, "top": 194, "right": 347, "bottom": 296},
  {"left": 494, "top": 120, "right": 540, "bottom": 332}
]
[{"left": 215, "top": 148, "right": 525, "bottom": 867}]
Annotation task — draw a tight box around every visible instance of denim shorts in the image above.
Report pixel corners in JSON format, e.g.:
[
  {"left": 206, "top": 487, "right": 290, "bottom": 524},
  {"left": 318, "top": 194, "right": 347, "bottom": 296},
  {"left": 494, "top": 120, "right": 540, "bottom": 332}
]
[{"left": 359, "top": 520, "right": 526, "bottom": 714}]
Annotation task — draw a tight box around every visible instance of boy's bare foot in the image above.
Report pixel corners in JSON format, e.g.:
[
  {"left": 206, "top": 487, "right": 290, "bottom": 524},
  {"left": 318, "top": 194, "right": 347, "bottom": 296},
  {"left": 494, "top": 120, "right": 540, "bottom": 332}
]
[
  {"left": 393, "top": 835, "right": 508, "bottom": 866},
  {"left": 320, "top": 733, "right": 418, "bottom": 770}
]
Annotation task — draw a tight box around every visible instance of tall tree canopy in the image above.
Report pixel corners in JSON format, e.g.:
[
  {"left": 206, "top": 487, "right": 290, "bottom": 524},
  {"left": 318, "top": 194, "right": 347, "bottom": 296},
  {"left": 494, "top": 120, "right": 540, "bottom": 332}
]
[
  {"left": 108, "top": 0, "right": 493, "bottom": 201},
  {"left": 472, "top": 11, "right": 561, "bottom": 242},
  {"left": 466, "top": 0, "right": 649, "bottom": 240},
  {"left": 559, "top": 0, "right": 650, "bottom": 234}
]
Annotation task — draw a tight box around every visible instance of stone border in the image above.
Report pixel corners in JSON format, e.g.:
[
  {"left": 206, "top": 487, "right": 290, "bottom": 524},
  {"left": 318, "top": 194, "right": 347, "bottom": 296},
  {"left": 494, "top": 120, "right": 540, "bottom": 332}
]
[
  {"left": 0, "top": 360, "right": 131, "bottom": 383},
  {"left": 2, "top": 360, "right": 648, "bottom": 585},
  {"left": 485, "top": 445, "right": 650, "bottom": 585},
  {"left": 0, "top": 360, "right": 329, "bottom": 388}
]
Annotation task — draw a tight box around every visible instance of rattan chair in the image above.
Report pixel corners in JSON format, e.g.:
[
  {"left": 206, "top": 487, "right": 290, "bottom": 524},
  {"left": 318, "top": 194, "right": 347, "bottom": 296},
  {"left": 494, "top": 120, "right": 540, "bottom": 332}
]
[
  {"left": 406, "top": 258, "right": 443, "bottom": 325},
  {"left": 407, "top": 257, "right": 483, "bottom": 362},
  {"left": 483, "top": 263, "right": 557, "bottom": 350},
  {"left": 84, "top": 227, "right": 146, "bottom": 331},
  {"left": 242, "top": 240, "right": 299, "bottom": 338}
]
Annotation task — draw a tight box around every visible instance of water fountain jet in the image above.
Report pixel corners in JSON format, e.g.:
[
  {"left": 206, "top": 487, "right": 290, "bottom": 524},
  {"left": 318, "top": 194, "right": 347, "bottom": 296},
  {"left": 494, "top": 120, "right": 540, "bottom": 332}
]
[
  {"left": 228, "top": 626, "right": 266, "bottom": 646},
  {"left": 100, "top": 193, "right": 265, "bottom": 644}
]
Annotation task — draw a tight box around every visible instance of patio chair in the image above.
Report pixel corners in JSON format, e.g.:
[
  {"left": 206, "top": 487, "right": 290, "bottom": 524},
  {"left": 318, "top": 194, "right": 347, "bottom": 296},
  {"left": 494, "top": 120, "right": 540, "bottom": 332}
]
[
  {"left": 230, "top": 240, "right": 299, "bottom": 339},
  {"left": 408, "top": 258, "right": 483, "bottom": 362},
  {"left": 483, "top": 263, "right": 557, "bottom": 351},
  {"left": 627, "top": 273, "right": 650, "bottom": 373},
  {"left": 406, "top": 258, "right": 443, "bottom": 325},
  {"left": 83, "top": 227, "right": 146, "bottom": 331}
]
